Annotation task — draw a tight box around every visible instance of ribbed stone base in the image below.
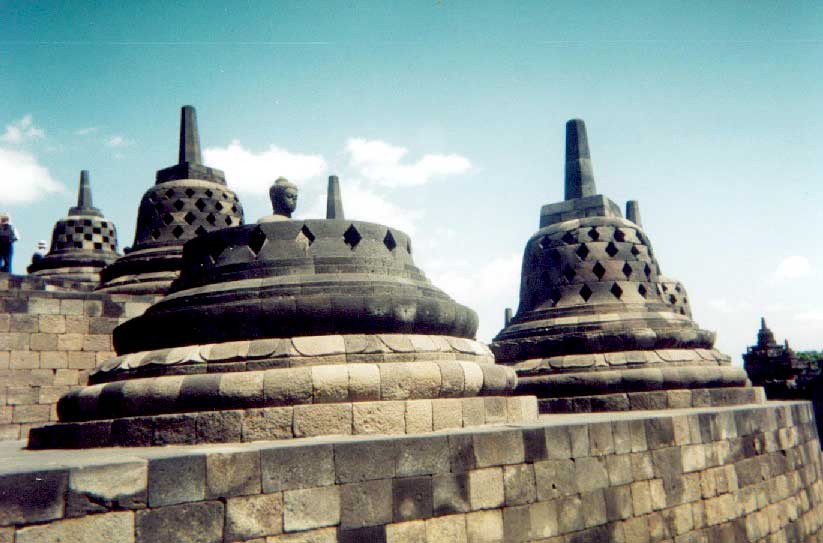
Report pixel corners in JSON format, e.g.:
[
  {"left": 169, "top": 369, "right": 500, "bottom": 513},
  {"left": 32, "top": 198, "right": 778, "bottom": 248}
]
[
  {"left": 538, "top": 386, "right": 766, "bottom": 414},
  {"left": 28, "top": 395, "right": 538, "bottom": 448}
]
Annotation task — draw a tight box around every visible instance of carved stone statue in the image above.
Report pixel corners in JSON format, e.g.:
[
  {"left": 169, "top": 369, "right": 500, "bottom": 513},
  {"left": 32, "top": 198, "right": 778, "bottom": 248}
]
[{"left": 259, "top": 177, "right": 298, "bottom": 223}]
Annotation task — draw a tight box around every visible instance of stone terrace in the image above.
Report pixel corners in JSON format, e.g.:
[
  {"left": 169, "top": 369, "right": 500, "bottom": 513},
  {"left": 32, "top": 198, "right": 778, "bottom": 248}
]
[
  {"left": 0, "top": 275, "right": 155, "bottom": 440},
  {"left": 2, "top": 402, "right": 823, "bottom": 542}
]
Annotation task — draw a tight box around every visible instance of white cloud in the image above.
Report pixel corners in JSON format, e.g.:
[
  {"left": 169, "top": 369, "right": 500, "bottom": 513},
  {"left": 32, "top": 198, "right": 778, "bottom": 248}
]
[
  {"left": 74, "top": 126, "right": 99, "bottom": 136},
  {"left": 204, "top": 140, "right": 327, "bottom": 195},
  {"left": 706, "top": 298, "right": 753, "bottom": 314},
  {"left": 1, "top": 115, "right": 45, "bottom": 144},
  {"left": 106, "top": 135, "right": 133, "bottom": 148},
  {"left": 345, "top": 138, "right": 471, "bottom": 187},
  {"left": 0, "top": 147, "right": 64, "bottom": 203},
  {"left": 300, "top": 179, "right": 423, "bottom": 235},
  {"left": 774, "top": 255, "right": 813, "bottom": 280}
]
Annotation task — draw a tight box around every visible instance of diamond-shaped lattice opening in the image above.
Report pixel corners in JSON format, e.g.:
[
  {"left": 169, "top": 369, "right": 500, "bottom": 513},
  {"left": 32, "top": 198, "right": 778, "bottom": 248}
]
[
  {"left": 83, "top": 233, "right": 93, "bottom": 241},
  {"left": 562, "top": 267, "right": 575, "bottom": 282},
  {"left": 614, "top": 228, "right": 626, "bottom": 242},
  {"left": 383, "top": 230, "right": 397, "bottom": 251},
  {"left": 195, "top": 199, "right": 207, "bottom": 212},
  {"left": 540, "top": 236, "right": 552, "bottom": 250},
  {"left": 151, "top": 229, "right": 161, "bottom": 240},
  {"left": 222, "top": 193, "right": 229, "bottom": 200},
  {"left": 93, "top": 227, "right": 101, "bottom": 234},
  {"left": 154, "top": 201, "right": 165, "bottom": 211},
  {"left": 93, "top": 242, "right": 103, "bottom": 250},
  {"left": 675, "top": 284, "right": 682, "bottom": 293},
  {"left": 406, "top": 239, "right": 412, "bottom": 254},
  {"left": 579, "top": 284, "right": 593, "bottom": 302},
  {"left": 562, "top": 231, "right": 576, "bottom": 245},
  {"left": 638, "top": 284, "right": 648, "bottom": 298},
  {"left": 195, "top": 226, "right": 207, "bottom": 236},
  {"left": 248, "top": 227, "right": 267, "bottom": 256},
  {"left": 231, "top": 205, "right": 238, "bottom": 213},
  {"left": 297, "top": 224, "right": 316, "bottom": 246},
  {"left": 172, "top": 225, "right": 185, "bottom": 239},
  {"left": 205, "top": 189, "right": 214, "bottom": 198},
  {"left": 206, "top": 214, "right": 217, "bottom": 225},
  {"left": 680, "top": 308, "right": 686, "bottom": 315},
  {"left": 165, "top": 188, "right": 176, "bottom": 199},
  {"left": 224, "top": 216, "right": 232, "bottom": 226},
  {"left": 631, "top": 245, "right": 640, "bottom": 257},
  {"left": 661, "top": 284, "right": 668, "bottom": 292},
  {"left": 605, "top": 242, "right": 619, "bottom": 258},
  {"left": 173, "top": 200, "right": 185, "bottom": 211},
  {"left": 668, "top": 294, "right": 676, "bottom": 305},
  {"left": 185, "top": 188, "right": 195, "bottom": 198},
  {"left": 343, "top": 224, "right": 362, "bottom": 249},
  {"left": 576, "top": 243, "right": 589, "bottom": 260},
  {"left": 550, "top": 288, "right": 562, "bottom": 305},
  {"left": 622, "top": 262, "right": 633, "bottom": 279},
  {"left": 162, "top": 213, "right": 174, "bottom": 225},
  {"left": 610, "top": 283, "right": 623, "bottom": 299},
  {"left": 592, "top": 261, "right": 606, "bottom": 280},
  {"left": 636, "top": 232, "right": 646, "bottom": 245},
  {"left": 587, "top": 227, "right": 600, "bottom": 241},
  {"left": 83, "top": 219, "right": 92, "bottom": 226},
  {"left": 74, "top": 241, "right": 83, "bottom": 248},
  {"left": 215, "top": 202, "right": 223, "bottom": 211},
  {"left": 645, "top": 264, "right": 653, "bottom": 279},
  {"left": 184, "top": 212, "right": 197, "bottom": 225}
]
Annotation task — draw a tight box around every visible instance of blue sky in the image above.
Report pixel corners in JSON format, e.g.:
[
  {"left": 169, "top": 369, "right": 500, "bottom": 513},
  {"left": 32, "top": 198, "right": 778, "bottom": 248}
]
[{"left": 2, "top": 1, "right": 822, "bottom": 360}]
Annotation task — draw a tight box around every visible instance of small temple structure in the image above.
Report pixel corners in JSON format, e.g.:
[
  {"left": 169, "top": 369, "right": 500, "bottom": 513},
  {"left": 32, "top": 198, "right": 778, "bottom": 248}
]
[
  {"left": 491, "top": 119, "right": 756, "bottom": 412},
  {"left": 96, "top": 106, "right": 244, "bottom": 295},
  {"left": 743, "top": 317, "right": 814, "bottom": 398},
  {"left": 30, "top": 176, "right": 532, "bottom": 448},
  {"left": 26, "top": 170, "right": 119, "bottom": 284}
]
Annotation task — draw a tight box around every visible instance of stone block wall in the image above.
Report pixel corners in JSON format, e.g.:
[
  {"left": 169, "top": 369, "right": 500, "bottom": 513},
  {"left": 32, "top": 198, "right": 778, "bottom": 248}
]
[
  {"left": 0, "top": 275, "right": 155, "bottom": 440},
  {"left": 2, "top": 401, "right": 823, "bottom": 542}
]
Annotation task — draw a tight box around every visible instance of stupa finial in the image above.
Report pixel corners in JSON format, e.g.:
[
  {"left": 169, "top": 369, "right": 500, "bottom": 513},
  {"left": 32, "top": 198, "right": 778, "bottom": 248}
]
[
  {"left": 68, "top": 170, "right": 102, "bottom": 217},
  {"left": 326, "top": 175, "right": 345, "bottom": 219},
  {"left": 564, "top": 119, "right": 596, "bottom": 200},
  {"left": 179, "top": 105, "right": 202, "bottom": 164},
  {"left": 626, "top": 200, "right": 642, "bottom": 227}
]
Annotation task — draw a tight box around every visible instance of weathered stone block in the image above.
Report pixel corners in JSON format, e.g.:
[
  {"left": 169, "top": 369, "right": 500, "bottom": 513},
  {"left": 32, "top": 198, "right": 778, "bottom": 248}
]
[
  {"left": 534, "top": 458, "right": 576, "bottom": 500},
  {"left": 395, "top": 435, "right": 449, "bottom": 477},
  {"left": 68, "top": 461, "right": 147, "bottom": 516},
  {"left": 503, "top": 464, "right": 536, "bottom": 506},
  {"left": 293, "top": 403, "right": 352, "bottom": 437},
  {"left": 243, "top": 407, "right": 293, "bottom": 441},
  {"left": 340, "top": 479, "right": 392, "bottom": 528},
  {"left": 425, "top": 514, "right": 467, "bottom": 542},
  {"left": 264, "top": 368, "right": 312, "bottom": 405},
  {"left": 432, "top": 473, "right": 470, "bottom": 515},
  {"left": 386, "top": 520, "right": 426, "bottom": 543},
  {"left": 576, "top": 456, "right": 609, "bottom": 493},
  {"left": 283, "top": 486, "right": 340, "bottom": 532},
  {"left": 405, "top": 400, "right": 433, "bottom": 434},
  {"left": 225, "top": 493, "right": 283, "bottom": 540},
  {"left": 432, "top": 398, "right": 462, "bottom": 430},
  {"left": 393, "top": 476, "right": 433, "bottom": 522},
  {"left": 353, "top": 401, "right": 405, "bottom": 435},
  {"left": 472, "top": 429, "right": 525, "bottom": 467},
  {"left": 261, "top": 444, "right": 334, "bottom": 492},
  {"left": 335, "top": 439, "right": 397, "bottom": 482},
  {"left": 348, "top": 364, "right": 380, "bottom": 401},
  {"left": 206, "top": 451, "right": 261, "bottom": 498},
  {"left": 15, "top": 511, "right": 134, "bottom": 543},
  {"left": 0, "top": 469, "right": 68, "bottom": 525},
  {"left": 147, "top": 455, "right": 205, "bottom": 507},
  {"left": 135, "top": 501, "right": 223, "bottom": 543},
  {"left": 468, "top": 467, "right": 504, "bottom": 510}
]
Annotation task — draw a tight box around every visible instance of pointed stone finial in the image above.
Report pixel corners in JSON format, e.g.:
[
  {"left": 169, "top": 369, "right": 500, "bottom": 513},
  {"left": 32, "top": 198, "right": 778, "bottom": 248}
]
[
  {"left": 761, "top": 317, "right": 767, "bottom": 330},
  {"left": 326, "top": 175, "right": 345, "bottom": 219},
  {"left": 179, "top": 105, "right": 202, "bottom": 164},
  {"left": 504, "top": 307, "right": 513, "bottom": 327},
  {"left": 626, "top": 200, "right": 642, "bottom": 227},
  {"left": 69, "top": 170, "right": 102, "bottom": 217},
  {"left": 564, "top": 119, "right": 596, "bottom": 200}
]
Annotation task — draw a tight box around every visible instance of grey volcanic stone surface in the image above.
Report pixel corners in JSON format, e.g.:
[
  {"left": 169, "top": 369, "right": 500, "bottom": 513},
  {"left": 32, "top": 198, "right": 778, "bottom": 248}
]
[
  {"left": 97, "top": 106, "right": 243, "bottom": 295},
  {"left": 492, "top": 119, "right": 749, "bottom": 399},
  {"left": 113, "top": 219, "right": 478, "bottom": 353},
  {"left": 27, "top": 170, "right": 119, "bottom": 283}
]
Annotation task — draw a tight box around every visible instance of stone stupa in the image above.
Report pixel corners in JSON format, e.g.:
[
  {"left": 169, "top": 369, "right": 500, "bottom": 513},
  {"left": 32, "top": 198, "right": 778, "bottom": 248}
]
[
  {"left": 97, "top": 105, "right": 244, "bottom": 295},
  {"left": 27, "top": 170, "right": 119, "bottom": 283},
  {"left": 491, "top": 119, "right": 755, "bottom": 412},
  {"left": 31, "top": 176, "right": 533, "bottom": 448}
]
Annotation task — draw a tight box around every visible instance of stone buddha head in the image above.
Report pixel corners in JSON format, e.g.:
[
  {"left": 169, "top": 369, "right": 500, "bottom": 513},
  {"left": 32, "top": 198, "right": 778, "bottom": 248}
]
[{"left": 269, "top": 177, "right": 298, "bottom": 218}]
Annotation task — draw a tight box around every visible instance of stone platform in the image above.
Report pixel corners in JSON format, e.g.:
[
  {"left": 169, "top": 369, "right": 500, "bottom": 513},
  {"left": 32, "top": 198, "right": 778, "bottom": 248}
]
[{"left": 4, "top": 401, "right": 823, "bottom": 542}]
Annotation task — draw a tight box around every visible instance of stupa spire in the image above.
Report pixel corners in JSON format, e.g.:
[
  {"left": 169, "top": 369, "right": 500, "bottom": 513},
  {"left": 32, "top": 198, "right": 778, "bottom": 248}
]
[
  {"left": 626, "top": 200, "right": 642, "bottom": 227},
  {"left": 326, "top": 175, "right": 345, "bottom": 219},
  {"left": 178, "top": 105, "right": 202, "bottom": 164},
  {"left": 564, "top": 119, "right": 596, "bottom": 200},
  {"left": 68, "top": 170, "right": 102, "bottom": 217}
]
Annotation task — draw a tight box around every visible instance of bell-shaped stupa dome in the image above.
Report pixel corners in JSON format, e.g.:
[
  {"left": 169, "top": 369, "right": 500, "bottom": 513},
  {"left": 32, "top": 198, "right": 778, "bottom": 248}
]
[
  {"left": 492, "top": 120, "right": 752, "bottom": 412},
  {"left": 97, "top": 106, "right": 244, "bottom": 295},
  {"left": 27, "top": 170, "right": 119, "bottom": 284}
]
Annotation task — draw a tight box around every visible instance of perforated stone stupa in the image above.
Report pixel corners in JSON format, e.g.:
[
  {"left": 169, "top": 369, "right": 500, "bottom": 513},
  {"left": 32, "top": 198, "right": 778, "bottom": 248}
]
[
  {"left": 97, "top": 105, "right": 244, "bottom": 295},
  {"left": 27, "top": 170, "right": 119, "bottom": 283},
  {"left": 31, "top": 177, "right": 533, "bottom": 448},
  {"left": 491, "top": 119, "right": 755, "bottom": 412}
]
